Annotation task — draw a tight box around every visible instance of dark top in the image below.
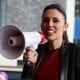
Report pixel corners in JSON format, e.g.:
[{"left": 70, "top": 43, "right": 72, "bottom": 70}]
[
  {"left": 21, "top": 41, "right": 80, "bottom": 80},
  {"left": 34, "top": 49, "right": 61, "bottom": 80}
]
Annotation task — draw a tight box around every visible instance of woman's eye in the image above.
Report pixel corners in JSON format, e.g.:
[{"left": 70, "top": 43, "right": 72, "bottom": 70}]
[
  {"left": 53, "top": 20, "right": 59, "bottom": 23},
  {"left": 43, "top": 19, "right": 49, "bottom": 23}
]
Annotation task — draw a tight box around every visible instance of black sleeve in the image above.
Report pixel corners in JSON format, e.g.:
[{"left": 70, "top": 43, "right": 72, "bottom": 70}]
[
  {"left": 21, "top": 43, "right": 47, "bottom": 79},
  {"left": 74, "top": 44, "right": 80, "bottom": 80},
  {"left": 21, "top": 63, "right": 34, "bottom": 79}
]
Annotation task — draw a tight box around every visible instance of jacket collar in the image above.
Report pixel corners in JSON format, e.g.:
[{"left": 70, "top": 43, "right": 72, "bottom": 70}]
[
  {"left": 60, "top": 40, "right": 69, "bottom": 80},
  {"left": 35, "top": 40, "right": 69, "bottom": 80}
]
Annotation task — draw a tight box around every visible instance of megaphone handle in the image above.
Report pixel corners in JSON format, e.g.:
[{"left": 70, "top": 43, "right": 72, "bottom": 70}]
[
  {"left": 31, "top": 44, "right": 38, "bottom": 50},
  {"left": 24, "top": 49, "right": 33, "bottom": 66}
]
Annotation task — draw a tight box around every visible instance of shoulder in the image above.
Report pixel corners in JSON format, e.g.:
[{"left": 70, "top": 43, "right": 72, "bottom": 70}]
[
  {"left": 62, "top": 40, "right": 80, "bottom": 54},
  {"left": 36, "top": 42, "right": 48, "bottom": 52},
  {"left": 63, "top": 41, "right": 80, "bottom": 61},
  {"left": 67, "top": 42, "right": 80, "bottom": 50},
  {"left": 66, "top": 42, "right": 80, "bottom": 56}
]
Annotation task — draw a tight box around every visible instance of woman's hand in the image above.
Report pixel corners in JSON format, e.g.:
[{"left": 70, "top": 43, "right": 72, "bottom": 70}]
[{"left": 23, "top": 47, "right": 38, "bottom": 64}]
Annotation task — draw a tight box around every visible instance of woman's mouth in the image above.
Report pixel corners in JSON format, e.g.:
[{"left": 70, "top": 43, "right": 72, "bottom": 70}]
[{"left": 46, "top": 29, "right": 55, "bottom": 35}]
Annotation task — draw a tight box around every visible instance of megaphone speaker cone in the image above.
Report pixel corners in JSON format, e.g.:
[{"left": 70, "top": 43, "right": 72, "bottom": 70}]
[{"left": 0, "top": 25, "right": 25, "bottom": 59}]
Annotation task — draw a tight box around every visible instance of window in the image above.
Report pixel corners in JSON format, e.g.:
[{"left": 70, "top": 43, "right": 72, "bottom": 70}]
[
  {"left": 75, "top": 0, "right": 80, "bottom": 17},
  {"left": 0, "top": 0, "right": 7, "bottom": 27}
]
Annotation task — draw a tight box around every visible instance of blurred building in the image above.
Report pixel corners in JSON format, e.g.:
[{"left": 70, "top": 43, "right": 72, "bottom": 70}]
[{"left": 74, "top": 0, "right": 80, "bottom": 44}]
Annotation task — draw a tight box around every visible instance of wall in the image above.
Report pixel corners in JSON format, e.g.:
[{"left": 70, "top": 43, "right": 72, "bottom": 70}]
[{"left": 6, "top": 0, "right": 66, "bottom": 32}]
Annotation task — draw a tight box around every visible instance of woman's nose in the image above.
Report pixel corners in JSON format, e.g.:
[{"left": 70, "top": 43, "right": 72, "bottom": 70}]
[{"left": 48, "top": 20, "right": 54, "bottom": 27}]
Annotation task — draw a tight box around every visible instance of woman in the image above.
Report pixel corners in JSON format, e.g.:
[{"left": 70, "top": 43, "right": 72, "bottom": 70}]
[{"left": 21, "top": 3, "right": 80, "bottom": 80}]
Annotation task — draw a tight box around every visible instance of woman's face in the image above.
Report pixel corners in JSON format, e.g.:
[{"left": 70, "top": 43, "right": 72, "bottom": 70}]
[{"left": 41, "top": 9, "right": 68, "bottom": 41}]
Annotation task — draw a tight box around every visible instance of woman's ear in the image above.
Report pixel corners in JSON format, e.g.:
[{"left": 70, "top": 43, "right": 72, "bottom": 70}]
[{"left": 64, "top": 23, "right": 68, "bottom": 31}]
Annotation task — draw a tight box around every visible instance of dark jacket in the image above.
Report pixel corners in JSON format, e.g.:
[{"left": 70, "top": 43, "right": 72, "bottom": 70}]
[{"left": 21, "top": 41, "right": 80, "bottom": 80}]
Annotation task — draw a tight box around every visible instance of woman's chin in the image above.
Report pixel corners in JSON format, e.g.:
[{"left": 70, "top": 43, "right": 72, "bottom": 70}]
[{"left": 47, "top": 36, "right": 55, "bottom": 41}]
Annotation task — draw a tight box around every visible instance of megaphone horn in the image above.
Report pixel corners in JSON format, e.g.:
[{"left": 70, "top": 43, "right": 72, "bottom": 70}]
[{"left": 0, "top": 25, "right": 45, "bottom": 59}]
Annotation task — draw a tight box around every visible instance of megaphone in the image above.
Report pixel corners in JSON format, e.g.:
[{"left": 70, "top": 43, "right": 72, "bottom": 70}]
[{"left": 0, "top": 25, "right": 45, "bottom": 59}]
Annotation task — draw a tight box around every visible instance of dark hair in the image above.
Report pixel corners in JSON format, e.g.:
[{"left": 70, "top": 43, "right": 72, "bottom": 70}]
[
  {"left": 42, "top": 3, "right": 68, "bottom": 41},
  {"left": 42, "top": 3, "right": 66, "bottom": 23}
]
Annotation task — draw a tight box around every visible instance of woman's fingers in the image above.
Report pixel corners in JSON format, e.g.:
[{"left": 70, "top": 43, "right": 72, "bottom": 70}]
[
  {"left": 27, "top": 51, "right": 38, "bottom": 63},
  {"left": 23, "top": 47, "right": 38, "bottom": 63},
  {"left": 26, "top": 47, "right": 35, "bottom": 52}
]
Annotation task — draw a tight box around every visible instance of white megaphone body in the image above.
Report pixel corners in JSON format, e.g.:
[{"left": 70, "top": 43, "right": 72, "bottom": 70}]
[{"left": 0, "top": 25, "right": 45, "bottom": 59}]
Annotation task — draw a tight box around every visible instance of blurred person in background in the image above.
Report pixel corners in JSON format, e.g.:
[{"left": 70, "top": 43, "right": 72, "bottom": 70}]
[{"left": 0, "top": 71, "right": 8, "bottom": 80}]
